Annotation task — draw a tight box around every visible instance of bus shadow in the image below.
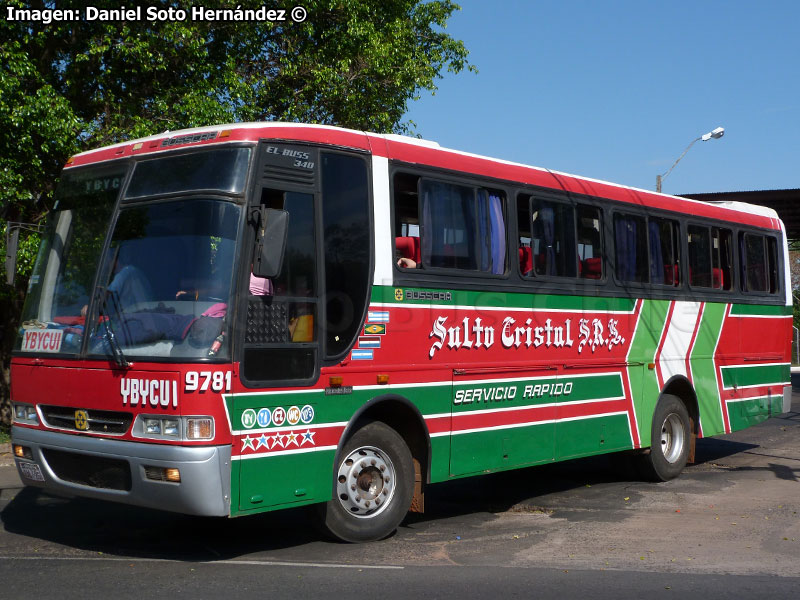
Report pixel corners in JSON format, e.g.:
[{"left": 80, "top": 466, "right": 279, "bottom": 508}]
[
  {"left": 406, "top": 436, "right": 761, "bottom": 525},
  {"left": 0, "top": 436, "right": 761, "bottom": 558},
  {"left": 0, "top": 487, "right": 326, "bottom": 560}
]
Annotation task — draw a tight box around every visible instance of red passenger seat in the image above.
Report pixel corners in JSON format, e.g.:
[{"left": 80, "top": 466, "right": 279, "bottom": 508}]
[
  {"left": 518, "top": 247, "right": 533, "bottom": 275},
  {"left": 395, "top": 236, "right": 420, "bottom": 263},
  {"left": 582, "top": 257, "right": 602, "bottom": 279},
  {"left": 664, "top": 264, "right": 679, "bottom": 286},
  {"left": 712, "top": 267, "right": 724, "bottom": 289}
]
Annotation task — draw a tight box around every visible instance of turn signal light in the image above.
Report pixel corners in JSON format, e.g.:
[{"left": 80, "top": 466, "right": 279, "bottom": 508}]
[
  {"left": 144, "top": 466, "right": 181, "bottom": 483},
  {"left": 13, "top": 444, "right": 32, "bottom": 459},
  {"left": 186, "top": 417, "right": 213, "bottom": 440}
]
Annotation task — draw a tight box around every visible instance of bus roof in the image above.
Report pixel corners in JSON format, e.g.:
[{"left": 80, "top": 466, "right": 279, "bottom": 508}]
[{"left": 66, "top": 122, "right": 782, "bottom": 232}]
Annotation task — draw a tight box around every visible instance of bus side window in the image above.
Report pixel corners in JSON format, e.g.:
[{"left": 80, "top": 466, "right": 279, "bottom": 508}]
[
  {"left": 767, "top": 236, "right": 779, "bottom": 293},
  {"left": 648, "top": 217, "right": 680, "bottom": 286},
  {"left": 614, "top": 213, "right": 648, "bottom": 283},
  {"left": 518, "top": 195, "right": 576, "bottom": 278},
  {"left": 393, "top": 173, "right": 506, "bottom": 274},
  {"left": 740, "top": 232, "right": 776, "bottom": 293},
  {"left": 576, "top": 204, "right": 603, "bottom": 279},
  {"left": 688, "top": 225, "right": 712, "bottom": 288},
  {"left": 517, "top": 194, "right": 533, "bottom": 276},
  {"left": 393, "top": 172, "right": 421, "bottom": 268},
  {"left": 321, "top": 152, "right": 370, "bottom": 358},
  {"left": 712, "top": 227, "right": 733, "bottom": 291}
]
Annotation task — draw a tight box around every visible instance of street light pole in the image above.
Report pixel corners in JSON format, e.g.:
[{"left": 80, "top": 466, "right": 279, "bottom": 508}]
[{"left": 656, "top": 127, "right": 725, "bottom": 193}]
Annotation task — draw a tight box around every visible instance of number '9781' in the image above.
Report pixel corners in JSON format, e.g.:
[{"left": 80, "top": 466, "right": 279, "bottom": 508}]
[{"left": 185, "top": 371, "right": 232, "bottom": 393}]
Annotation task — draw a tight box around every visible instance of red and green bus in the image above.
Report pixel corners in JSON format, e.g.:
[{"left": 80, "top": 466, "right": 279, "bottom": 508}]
[{"left": 10, "top": 123, "right": 792, "bottom": 542}]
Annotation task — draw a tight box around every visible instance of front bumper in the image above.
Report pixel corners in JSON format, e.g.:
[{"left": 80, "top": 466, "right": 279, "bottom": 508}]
[{"left": 11, "top": 426, "right": 231, "bottom": 516}]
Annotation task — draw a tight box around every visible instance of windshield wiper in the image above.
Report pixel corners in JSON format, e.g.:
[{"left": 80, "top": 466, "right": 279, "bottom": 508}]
[{"left": 93, "top": 286, "right": 131, "bottom": 368}]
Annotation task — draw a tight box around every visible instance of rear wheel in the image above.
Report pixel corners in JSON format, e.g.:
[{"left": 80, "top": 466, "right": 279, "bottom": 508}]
[
  {"left": 639, "top": 394, "right": 691, "bottom": 482},
  {"left": 319, "top": 421, "right": 414, "bottom": 542}
]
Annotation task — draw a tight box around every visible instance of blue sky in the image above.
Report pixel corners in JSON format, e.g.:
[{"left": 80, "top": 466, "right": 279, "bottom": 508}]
[{"left": 404, "top": 0, "right": 800, "bottom": 195}]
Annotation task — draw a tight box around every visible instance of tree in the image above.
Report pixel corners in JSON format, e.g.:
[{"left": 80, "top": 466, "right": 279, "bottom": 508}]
[{"left": 0, "top": 0, "right": 473, "bottom": 425}]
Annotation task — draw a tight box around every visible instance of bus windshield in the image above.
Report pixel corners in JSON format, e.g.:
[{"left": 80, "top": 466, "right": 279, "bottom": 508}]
[{"left": 86, "top": 198, "right": 241, "bottom": 361}]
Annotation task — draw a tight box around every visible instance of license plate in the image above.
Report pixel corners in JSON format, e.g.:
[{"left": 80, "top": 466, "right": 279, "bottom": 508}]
[{"left": 18, "top": 462, "right": 45, "bottom": 482}]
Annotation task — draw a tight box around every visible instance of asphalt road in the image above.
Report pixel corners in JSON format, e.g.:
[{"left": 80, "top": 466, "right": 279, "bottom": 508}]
[{"left": 1, "top": 393, "right": 799, "bottom": 599}]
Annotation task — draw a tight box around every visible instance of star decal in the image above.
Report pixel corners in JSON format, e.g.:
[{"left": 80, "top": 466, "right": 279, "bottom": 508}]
[
  {"left": 270, "top": 432, "right": 285, "bottom": 448},
  {"left": 241, "top": 435, "right": 255, "bottom": 451},
  {"left": 285, "top": 431, "right": 299, "bottom": 447},
  {"left": 256, "top": 434, "right": 270, "bottom": 450},
  {"left": 300, "top": 429, "right": 316, "bottom": 446}
]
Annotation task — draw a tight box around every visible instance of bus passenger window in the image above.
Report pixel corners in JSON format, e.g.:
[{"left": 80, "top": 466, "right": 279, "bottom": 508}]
[
  {"left": 768, "top": 237, "right": 779, "bottom": 293},
  {"left": 393, "top": 172, "right": 421, "bottom": 268},
  {"left": 614, "top": 213, "right": 647, "bottom": 283},
  {"left": 688, "top": 225, "right": 712, "bottom": 288},
  {"left": 520, "top": 195, "right": 576, "bottom": 278},
  {"left": 712, "top": 228, "right": 733, "bottom": 290},
  {"left": 648, "top": 218, "right": 680, "bottom": 286},
  {"left": 393, "top": 172, "right": 505, "bottom": 274},
  {"left": 741, "top": 233, "right": 773, "bottom": 293},
  {"left": 576, "top": 205, "right": 603, "bottom": 280}
]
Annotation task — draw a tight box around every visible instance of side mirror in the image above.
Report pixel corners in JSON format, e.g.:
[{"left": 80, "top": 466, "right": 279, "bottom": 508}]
[{"left": 253, "top": 208, "right": 289, "bottom": 279}]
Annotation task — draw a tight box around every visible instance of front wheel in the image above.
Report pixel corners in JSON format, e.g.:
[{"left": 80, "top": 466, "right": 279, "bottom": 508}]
[
  {"left": 638, "top": 394, "right": 691, "bottom": 482},
  {"left": 318, "top": 421, "right": 414, "bottom": 543}
]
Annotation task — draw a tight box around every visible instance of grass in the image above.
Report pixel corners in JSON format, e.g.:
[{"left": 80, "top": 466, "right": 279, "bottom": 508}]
[{"left": 0, "top": 424, "right": 10, "bottom": 445}]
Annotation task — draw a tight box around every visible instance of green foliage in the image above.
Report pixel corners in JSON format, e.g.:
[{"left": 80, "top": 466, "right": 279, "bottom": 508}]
[
  {"left": 0, "top": 0, "right": 472, "bottom": 425},
  {"left": 794, "top": 293, "right": 800, "bottom": 330},
  {"left": 2, "top": 0, "right": 471, "bottom": 211}
]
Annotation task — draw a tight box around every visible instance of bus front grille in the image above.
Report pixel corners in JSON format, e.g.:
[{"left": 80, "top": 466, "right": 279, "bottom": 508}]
[
  {"left": 41, "top": 448, "right": 132, "bottom": 491},
  {"left": 40, "top": 405, "right": 133, "bottom": 435}
]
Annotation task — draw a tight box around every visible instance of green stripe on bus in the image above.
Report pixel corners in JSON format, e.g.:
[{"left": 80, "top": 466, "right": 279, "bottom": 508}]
[
  {"left": 728, "top": 395, "right": 784, "bottom": 431},
  {"left": 720, "top": 363, "right": 790, "bottom": 388},
  {"left": 555, "top": 413, "right": 634, "bottom": 460},
  {"left": 372, "top": 286, "right": 637, "bottom": 312},
  {"left": 627, "top": 299, "right": 670, "bottom": 448},
  {"left": 228, "top": 382, "right": 449, "bottom": 428},
  {"left": 730, "top": 304, "right": 791, "bottom": 317},
  {"left": 691, "top": 303, "right": 727, "bottom": 436}
]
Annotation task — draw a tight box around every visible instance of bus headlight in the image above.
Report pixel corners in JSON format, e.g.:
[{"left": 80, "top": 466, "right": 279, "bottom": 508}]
[
  {"left": 162, "top": 419, "right": 180, "bottom": 437},
  {"left": 12, "top": 403, "right": 38, "bottom": 425},
  {"left": 133, "top": 415, "right": 213, "bottom": 440},
  {"left": 142, "top": 417, "right": 180, "bottom": 437}
]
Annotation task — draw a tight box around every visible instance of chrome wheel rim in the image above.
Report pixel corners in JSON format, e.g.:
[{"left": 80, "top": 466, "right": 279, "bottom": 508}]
[
  {"left": 660, "top": 413, "right": 685, "bottom": 464},
  {"left": 336, "top": 446, "right": 396, "bottom": 519}
]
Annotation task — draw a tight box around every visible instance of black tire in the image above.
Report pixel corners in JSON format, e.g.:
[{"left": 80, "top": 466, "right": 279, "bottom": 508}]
[
  {"left": 318, "top": 421, "right": 414, "bottom": 543},
  {"left": 638, "top": 394, "right": 691, "bottom": 482}
]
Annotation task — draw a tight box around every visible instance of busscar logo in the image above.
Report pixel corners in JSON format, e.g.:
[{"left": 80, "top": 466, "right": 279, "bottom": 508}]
[
  {"left": 161, "top": 131, "right": 217, "bottom": 147},
  {"left": 395, "top": 288, "right": 404, "bottom": 301},
  {"left": 406, "top": 290, "right": 452, "bottom": 301}
]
